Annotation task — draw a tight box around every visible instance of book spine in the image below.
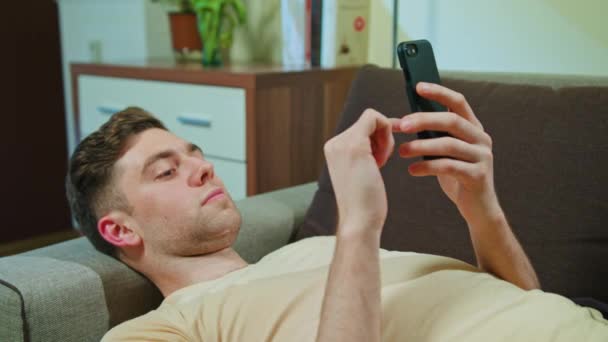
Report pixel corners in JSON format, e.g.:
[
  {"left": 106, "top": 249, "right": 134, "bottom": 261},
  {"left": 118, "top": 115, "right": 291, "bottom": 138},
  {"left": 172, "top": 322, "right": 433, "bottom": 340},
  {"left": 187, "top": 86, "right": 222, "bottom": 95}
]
[
  {"left": 311, "top": 0, "right": 323, "bottom": 66},
  {"left": 306, "top": 0, "right": 312, "bottom": 65},
  {"left": 321, "top": 0, "right": 337, "bottom": 67}
]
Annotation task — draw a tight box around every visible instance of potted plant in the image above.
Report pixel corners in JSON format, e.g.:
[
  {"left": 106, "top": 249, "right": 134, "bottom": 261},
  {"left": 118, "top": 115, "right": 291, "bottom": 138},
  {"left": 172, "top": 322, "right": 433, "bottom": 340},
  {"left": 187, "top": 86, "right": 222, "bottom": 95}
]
[
  {"left": 154, "top": 0, "right": 246, "bottom": 66},
  {"left": 153, "top": 0, "right": 202, "bottom": 59}
]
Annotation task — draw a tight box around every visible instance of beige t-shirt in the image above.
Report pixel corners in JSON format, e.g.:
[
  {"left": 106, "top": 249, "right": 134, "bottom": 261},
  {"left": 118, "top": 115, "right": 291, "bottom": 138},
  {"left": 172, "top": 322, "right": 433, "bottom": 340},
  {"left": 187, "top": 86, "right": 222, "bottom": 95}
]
[{"left": 103, "top": 236, "right": 607, "bottom": 341}]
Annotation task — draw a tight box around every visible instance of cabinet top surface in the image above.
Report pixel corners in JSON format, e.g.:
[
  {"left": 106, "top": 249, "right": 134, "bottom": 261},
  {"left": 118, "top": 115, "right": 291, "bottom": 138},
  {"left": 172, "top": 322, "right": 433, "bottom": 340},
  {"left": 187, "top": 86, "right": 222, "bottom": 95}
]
[{"left": 71, "top": 59, "right": 360, "bottom": 88}]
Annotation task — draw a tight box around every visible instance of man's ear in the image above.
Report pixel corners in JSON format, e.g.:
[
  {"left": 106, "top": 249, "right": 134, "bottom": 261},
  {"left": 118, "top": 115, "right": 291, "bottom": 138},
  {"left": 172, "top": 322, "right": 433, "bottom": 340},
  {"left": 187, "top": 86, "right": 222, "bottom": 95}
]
[{"left": 98, "top": 212, "right": 142, "bottom": 248}]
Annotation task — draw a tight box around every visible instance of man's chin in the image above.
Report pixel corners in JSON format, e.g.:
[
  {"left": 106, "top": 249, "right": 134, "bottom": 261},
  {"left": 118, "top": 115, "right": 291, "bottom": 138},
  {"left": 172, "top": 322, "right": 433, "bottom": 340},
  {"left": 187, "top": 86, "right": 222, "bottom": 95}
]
[
  {"left": 196, "top": 225, "right": 240, "bottom": 255},
  {"left": 202, "top": 209, "right": 241, "bottom": 241}
]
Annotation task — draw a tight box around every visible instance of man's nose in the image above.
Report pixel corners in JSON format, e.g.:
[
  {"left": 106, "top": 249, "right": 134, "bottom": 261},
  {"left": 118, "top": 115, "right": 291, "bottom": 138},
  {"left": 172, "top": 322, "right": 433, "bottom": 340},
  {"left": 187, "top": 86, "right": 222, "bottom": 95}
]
[{"left": 188, "top": 158, "right": 214, "bottom": 187}]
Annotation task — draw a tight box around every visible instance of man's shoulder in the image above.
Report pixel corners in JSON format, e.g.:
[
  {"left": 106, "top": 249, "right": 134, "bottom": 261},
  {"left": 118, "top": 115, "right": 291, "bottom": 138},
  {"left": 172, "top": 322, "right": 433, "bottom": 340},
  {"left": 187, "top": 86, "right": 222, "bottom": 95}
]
[{"left": 101, "top": 304, "right": 190, "bottom": 341}]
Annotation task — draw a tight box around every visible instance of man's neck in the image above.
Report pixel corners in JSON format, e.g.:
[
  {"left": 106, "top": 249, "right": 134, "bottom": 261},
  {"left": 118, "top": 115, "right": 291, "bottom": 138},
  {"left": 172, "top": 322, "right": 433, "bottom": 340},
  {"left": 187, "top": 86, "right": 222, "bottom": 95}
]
[{"left": 144, "top": 247, "right": 249, "bottom": 297}]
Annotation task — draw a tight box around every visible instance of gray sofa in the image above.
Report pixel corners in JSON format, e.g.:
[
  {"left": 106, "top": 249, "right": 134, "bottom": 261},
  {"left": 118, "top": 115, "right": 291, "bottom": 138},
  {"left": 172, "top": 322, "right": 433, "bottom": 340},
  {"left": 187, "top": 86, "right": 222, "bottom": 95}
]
[{"left": 1, "top": 69, "right": 607, "bottom": 341}]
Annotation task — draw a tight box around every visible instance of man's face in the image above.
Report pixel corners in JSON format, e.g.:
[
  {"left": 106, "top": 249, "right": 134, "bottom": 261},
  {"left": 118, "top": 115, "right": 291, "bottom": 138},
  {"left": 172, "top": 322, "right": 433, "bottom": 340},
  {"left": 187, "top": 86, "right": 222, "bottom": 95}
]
[{"left": 114, "top": 128, "right": 241, "bottom": 257}]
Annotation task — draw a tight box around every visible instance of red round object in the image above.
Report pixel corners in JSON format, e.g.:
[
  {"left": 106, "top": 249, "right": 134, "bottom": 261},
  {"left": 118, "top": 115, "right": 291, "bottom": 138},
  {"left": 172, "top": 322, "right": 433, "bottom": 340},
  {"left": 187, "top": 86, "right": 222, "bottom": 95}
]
[{"left": 354, "top": 16, "right": 366, "bottom": 32}]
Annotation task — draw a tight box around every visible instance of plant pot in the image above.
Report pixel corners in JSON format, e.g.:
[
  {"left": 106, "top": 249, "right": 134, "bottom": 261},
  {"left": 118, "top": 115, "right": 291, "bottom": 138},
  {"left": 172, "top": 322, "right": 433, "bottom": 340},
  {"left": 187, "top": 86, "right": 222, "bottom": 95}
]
[{"left": 168, "top": 12, "right": 202, "bottom": 54}]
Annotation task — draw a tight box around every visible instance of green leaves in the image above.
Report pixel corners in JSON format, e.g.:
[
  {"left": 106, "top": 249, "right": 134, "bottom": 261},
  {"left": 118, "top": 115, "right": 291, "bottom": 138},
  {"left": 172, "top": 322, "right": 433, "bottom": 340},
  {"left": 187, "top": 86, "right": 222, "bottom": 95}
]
[{"left": 190, "top": 0, "right": 247, "bottom": 65}]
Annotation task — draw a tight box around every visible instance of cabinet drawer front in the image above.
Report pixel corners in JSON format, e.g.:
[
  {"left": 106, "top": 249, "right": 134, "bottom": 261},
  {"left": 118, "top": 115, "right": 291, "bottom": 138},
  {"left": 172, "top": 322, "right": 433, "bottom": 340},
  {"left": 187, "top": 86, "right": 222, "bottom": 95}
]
[
  {"left": 207, "top": 157, "right": 246, "bottom": 201},
  {"left": 78, "top": 75, "right": 246, "bottom": 161}
]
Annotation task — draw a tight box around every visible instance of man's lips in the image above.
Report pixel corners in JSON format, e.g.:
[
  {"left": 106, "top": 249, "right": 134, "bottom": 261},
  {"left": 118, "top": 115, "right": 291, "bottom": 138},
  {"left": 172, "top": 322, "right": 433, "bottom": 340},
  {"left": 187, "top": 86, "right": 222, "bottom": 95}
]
[{"left": 202, "top": 189, "right": 225, "bottom": 206}]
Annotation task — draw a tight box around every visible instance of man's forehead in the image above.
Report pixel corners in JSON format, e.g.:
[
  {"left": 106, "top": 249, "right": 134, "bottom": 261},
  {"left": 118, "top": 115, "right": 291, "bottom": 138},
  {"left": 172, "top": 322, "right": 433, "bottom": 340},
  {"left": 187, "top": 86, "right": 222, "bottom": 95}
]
[{"left": 116, "top": 129, "right": 187, "bottom": 171}]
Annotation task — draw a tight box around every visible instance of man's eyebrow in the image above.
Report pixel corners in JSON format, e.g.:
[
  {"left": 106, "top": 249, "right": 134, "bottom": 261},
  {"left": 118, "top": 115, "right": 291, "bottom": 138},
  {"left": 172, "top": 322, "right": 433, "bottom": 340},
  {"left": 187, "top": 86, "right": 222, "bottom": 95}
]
[{"left": 189, "top": 143, "right": 203, "bottom": 155}]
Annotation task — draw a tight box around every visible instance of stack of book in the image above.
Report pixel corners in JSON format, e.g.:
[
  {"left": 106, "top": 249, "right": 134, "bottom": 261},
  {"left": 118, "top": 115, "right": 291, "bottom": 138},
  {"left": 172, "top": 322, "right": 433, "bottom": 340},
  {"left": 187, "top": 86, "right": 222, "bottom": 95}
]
[{"left": 281, "top": 0, "right": 371, "bottom": 67}]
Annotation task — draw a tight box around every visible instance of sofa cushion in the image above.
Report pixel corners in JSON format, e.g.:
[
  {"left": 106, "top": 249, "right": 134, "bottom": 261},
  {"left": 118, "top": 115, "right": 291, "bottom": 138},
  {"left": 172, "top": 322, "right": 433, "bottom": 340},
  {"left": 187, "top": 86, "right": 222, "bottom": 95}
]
[{"left": 293, "top": 65, "right": 608, "bottom": 302}]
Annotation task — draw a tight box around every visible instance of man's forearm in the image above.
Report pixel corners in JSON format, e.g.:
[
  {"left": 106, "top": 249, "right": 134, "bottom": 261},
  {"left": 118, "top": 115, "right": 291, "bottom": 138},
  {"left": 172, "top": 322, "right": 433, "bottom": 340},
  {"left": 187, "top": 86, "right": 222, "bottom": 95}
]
[
  {"left": 316, "top": 228, "right": 382, "bottom": 342},
  {"left": 467, "top": 211, "right": 540, "bottom": 290}
]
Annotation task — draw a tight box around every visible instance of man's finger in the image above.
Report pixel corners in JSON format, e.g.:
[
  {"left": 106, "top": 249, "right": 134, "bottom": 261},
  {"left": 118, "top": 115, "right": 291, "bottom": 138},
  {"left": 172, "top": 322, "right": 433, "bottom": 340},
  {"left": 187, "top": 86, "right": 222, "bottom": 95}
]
[
  {"left": 416, "top": 82, "right": 483, "bottom": 129},
  {"left": 355, "top": 109, "right": 389, "bottom": 135},
  {"left": 390, "top": 118, "right": 403, "bottom": 132},
  {"left": 359, "top": 110, "right": 394, "bottom": 167},
  {"left": 399, "top": 137, "right": 481, "bottom": 162},
  {"left": 408, "top": 158, "right": 479, "bottom": 185},
  {"left": 399, "top": 112, "right": 490, "bottom": 145},
  {"left": 372, "top": 119, "right": 395, "bottom": 167},
  {"left": 348, "top": 109, "right": 396, "bottom": 167}
]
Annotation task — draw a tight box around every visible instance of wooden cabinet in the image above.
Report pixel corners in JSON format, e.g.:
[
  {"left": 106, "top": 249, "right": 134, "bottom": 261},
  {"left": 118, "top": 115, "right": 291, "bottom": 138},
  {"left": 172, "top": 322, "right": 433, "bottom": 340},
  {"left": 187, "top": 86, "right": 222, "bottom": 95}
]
[{"left": 72, "top": 61, "right": 358, "bottom": 198}]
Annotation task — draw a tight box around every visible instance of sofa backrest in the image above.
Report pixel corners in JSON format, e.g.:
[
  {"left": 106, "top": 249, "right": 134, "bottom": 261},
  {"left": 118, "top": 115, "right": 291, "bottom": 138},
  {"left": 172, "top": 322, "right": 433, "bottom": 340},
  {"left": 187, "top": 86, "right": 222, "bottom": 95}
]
[{"left": 296, "top": 65, "right": 608, "bottom": 302}]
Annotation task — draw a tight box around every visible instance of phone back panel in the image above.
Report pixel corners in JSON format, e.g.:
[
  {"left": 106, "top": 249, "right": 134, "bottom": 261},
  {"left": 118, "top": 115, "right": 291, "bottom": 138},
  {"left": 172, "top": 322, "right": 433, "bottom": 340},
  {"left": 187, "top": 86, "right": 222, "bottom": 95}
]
[
  {"left": 397, "top": 39, "right": 446, "bottom": 113},
  {"left": 397, "top": 39, "right": 449, "bottom": 144}
]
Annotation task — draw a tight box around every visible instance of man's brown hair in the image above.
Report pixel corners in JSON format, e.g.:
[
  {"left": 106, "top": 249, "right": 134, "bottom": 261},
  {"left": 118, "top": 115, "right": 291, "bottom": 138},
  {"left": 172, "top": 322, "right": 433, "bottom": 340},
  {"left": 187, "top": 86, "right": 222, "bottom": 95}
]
[{"left": 66, "top": 107, "right": 166, "bottom": 255}]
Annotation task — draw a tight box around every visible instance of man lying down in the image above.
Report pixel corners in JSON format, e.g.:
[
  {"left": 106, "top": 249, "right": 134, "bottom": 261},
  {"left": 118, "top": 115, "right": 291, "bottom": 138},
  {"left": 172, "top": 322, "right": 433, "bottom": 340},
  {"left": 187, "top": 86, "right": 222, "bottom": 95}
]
[{"left": 66, "top": 82, "right": 607, "bottom": 341}]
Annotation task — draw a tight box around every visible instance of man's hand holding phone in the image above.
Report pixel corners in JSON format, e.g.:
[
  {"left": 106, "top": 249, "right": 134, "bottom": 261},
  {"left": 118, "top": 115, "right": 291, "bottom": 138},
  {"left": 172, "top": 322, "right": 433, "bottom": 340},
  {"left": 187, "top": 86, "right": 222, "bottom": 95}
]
[
  {"left": 394, "top": 82, "right": 539, "bottom": 290},
  {"left": 396, "top": 82, "right": 503, "bottom": 226},
  {"left": 323, "top": 82, "right": 503, "bottom": 235}
]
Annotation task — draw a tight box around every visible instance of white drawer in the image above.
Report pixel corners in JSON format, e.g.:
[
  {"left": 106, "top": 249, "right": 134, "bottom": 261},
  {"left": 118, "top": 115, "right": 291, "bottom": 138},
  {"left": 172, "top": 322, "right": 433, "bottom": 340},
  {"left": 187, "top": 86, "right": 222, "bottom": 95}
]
[
  {"left": 207, "top": 157, "right": 246, "bottom": 201},
  {"left": 78, "top": 75, "right": 246, "bottom": 161}
]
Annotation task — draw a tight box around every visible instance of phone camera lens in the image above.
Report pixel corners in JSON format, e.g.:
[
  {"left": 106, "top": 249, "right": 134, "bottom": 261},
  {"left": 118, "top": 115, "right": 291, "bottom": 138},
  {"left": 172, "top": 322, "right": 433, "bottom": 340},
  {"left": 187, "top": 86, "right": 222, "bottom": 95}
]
[{"left": 406, "top": 44, "right": 418, "bottom": 57}]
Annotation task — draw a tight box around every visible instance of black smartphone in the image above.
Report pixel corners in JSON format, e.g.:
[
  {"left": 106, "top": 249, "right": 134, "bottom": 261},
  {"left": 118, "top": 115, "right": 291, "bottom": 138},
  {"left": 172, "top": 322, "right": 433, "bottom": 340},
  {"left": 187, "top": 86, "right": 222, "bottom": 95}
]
[{"left": 397, "top": 39, "right": 449, "bottom": 160}]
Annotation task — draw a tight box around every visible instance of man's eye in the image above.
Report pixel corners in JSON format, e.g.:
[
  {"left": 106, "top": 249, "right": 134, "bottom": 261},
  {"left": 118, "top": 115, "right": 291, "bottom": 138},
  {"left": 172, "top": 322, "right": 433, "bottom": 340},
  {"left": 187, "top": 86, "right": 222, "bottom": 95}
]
[{"left": 156, "top": 168, "right": 175, "bottom": 180}]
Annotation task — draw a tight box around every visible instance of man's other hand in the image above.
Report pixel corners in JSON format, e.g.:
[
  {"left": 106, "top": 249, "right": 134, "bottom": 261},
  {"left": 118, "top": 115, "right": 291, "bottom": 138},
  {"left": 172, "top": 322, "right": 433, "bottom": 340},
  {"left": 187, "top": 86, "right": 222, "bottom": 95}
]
[
  {"left": 396, "top": 82, "right": 503, "bottom": 226},
  {"left": 319, "top": 108, "right": 395, "bottom": 342},
  {"left": 324, "top": 108, "right": 397, "bottom": 238}
]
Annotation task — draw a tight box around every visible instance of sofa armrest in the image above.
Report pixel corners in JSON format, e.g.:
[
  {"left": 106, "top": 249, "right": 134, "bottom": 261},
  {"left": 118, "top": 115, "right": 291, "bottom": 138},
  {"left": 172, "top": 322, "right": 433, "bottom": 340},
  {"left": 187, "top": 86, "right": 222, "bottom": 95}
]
[
  {"left": 233, "top": 182, "right": 317, "bottom": 263},
  {"left": 0, "top": 237, "right": 163, "bottom": 342},
  {"left": 0, "top": 255, "right": 110, "bottom": 342}
]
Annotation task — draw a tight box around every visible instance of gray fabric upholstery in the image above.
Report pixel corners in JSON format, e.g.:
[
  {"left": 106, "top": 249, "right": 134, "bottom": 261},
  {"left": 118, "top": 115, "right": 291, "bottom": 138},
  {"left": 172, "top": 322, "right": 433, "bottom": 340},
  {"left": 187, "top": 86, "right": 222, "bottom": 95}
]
[
  {"left": 23, "top": 237, "right": 162, "bottom": 329},
  {"left": 234, "top": 182, "right": 317, "bottom": 263},
  {"left": 0, "top": 181, "right": 316, "bottom": 341},
  {"left": 0, "top": 281, "right": 25, "bottom": 342},
  {"left": 0, "top": 256, "right": 109, "bottom": 342}
]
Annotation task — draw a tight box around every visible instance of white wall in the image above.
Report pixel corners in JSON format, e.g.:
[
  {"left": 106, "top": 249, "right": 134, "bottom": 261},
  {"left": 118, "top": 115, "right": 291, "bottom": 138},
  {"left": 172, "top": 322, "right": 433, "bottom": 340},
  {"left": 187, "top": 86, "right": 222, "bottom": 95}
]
[
  {"left": 57, "top": 0, "right": 172, "bottom": 155},
  {"left": 369, "top": 0, "right": 608, "bottom": 75}
]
